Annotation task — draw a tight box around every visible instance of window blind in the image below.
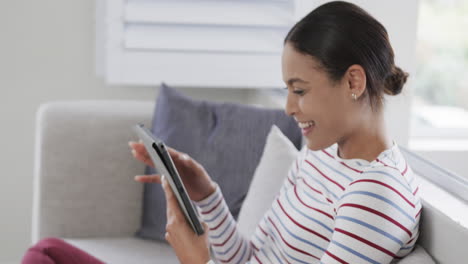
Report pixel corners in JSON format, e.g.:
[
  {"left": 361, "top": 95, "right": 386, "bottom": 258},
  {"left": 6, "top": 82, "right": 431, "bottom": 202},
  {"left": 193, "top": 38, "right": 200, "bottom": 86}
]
[{"left": 96, "top": 0, "right": 297, "bottom": 87}]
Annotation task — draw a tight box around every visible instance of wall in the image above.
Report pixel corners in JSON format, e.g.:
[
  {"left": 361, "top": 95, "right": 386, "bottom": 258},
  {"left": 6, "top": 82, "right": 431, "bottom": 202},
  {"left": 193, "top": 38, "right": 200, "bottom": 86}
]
[{"left": 0, "top": 1, "right": 250, "bottom": 262}]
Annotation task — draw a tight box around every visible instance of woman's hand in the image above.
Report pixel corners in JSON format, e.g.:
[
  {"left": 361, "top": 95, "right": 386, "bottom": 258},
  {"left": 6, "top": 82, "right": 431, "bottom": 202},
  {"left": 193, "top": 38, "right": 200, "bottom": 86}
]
[
  {"left": 161, "top": 175, "right": 211, "bottom": 264},
  {"left": 128, "top": 141, "right": 216, "bottom": 201}
]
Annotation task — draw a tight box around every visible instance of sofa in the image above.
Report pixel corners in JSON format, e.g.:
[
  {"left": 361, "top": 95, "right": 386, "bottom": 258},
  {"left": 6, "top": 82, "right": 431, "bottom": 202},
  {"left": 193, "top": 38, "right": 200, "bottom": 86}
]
[{"left": 31, "top": 99, "right": 457, "bottom": 263}]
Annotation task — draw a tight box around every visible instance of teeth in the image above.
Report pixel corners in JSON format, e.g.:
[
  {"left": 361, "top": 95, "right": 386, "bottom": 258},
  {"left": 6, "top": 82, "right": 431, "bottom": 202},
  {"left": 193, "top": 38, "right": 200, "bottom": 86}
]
[{"left": 298, "top": 121, "right": 315, "bottom": 129}]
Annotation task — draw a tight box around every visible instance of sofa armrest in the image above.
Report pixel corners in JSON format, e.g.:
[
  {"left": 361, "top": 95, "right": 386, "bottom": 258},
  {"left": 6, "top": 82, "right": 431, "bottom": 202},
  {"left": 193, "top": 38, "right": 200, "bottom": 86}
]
[{"left": 32, "top": 100, "right": 154, "bottom": 242}]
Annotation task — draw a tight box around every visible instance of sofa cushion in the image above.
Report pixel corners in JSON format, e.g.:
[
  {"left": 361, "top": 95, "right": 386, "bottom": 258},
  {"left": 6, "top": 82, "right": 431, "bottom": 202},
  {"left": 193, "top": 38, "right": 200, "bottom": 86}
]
[
  {"left": 393, "top": 245, "right": 436, "bottom": 264},
  {"left": 65, "top": 237, "right": 178, "bottom": 264},
  {"left": 136, "top": 83, "right": 302, "bottom": 241},
  {"left": 237, "top": 125, "right": 300, "bottom": 237},
  {"left": 64, "top": 237, "right": 432, "bottom": 264}
]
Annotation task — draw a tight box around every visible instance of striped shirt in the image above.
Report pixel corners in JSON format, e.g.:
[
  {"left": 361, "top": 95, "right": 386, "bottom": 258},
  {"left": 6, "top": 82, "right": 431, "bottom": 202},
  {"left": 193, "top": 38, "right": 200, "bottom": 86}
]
[{"left": 194, "top": 140, "right": 422, "bottom": 264}]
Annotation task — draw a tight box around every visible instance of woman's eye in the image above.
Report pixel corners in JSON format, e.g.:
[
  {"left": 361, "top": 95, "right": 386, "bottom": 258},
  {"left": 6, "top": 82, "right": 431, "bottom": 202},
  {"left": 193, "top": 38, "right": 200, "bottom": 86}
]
[
  {"left": 283, "top": 87, "right": 305, "bottom": 95},
  {"left": 293, "top": 90, "right": 305, "bottom": 95}
]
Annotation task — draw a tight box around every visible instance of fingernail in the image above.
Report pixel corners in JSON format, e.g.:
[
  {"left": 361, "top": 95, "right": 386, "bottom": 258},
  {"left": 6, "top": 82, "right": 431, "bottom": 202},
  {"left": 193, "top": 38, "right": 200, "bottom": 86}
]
[
  {"left": 162, "top": 175, "right": 169, "bottom": 187},
  {"left": 128, "top": 141, "right": 133, "bottom": 147},
  {"left": 131, "top": 149, "right": 136, "bottom": 155}
]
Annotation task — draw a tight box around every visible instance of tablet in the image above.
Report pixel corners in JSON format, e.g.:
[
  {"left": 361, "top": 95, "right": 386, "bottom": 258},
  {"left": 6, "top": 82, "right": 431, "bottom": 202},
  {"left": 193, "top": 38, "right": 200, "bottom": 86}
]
[{"left": 133, "top": 123, "right": 205, "bottom": 236}]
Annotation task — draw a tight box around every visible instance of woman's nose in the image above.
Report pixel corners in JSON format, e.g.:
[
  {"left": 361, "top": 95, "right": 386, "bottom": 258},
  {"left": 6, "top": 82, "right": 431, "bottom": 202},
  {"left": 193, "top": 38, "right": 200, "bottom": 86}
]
[{"left": 285, "top": 93, "right": 298, "bottom": 117}]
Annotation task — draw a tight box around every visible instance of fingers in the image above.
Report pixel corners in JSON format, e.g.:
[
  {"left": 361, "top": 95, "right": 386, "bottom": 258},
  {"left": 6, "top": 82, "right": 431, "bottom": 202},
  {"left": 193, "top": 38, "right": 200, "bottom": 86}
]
[
  {"left": 166, "top": 146, "right": 179, "bottom": 155},
  {"left": 167, "top": 147, "right": 194, "bottom": 167},
  {"left": 162, "top": 175, "right": 196, "bottom": 245},
  {"left": 130, "top": 142, "right": 198, "bottom": 174},
  {"left": 166, "top": 147, "right": 188, "bottom": 161},
  {"left": 128, "top": 141, "right": 147, "bottom": 153},
  {"left": 161, "top": 175, "right": 184, "bottom": 220},
  {"left": 129, "top": 141, "right": 154, "bottom": 167},
  {"left": 202, "top": 222, "right": 208, "bottom": 231},
  {"left": 163, "top": 146, "right": 191, "bottom": 162},
  {"left": 134, "top": 174, "right": 161, "bottom": 183},
  {"left": 165, "top": 231, "right": 171, "bottom": 244}
]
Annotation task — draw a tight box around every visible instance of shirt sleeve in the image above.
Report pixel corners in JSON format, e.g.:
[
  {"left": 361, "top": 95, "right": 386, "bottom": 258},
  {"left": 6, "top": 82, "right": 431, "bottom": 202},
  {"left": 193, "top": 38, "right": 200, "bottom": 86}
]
[
  {"left": 320, "top": 167, "right": 421, "bottom": 264},
  {"left": 194, "top": 146, "right": 307, "bottom": 264},
  {"left": 194, "top": 183, "right": 253, "bottom": 264}
]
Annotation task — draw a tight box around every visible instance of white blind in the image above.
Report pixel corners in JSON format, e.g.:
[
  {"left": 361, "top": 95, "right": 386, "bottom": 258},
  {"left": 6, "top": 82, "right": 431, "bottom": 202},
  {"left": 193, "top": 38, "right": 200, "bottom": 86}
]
[
  {"left": 96, "top": 0, "right": 297, "bottom": 87},
  {"left": 124, "top": 24, "right": 287, "bottom": 53},
  {"left": 124, "top": 0, "right": 293, "bottom": 27}
]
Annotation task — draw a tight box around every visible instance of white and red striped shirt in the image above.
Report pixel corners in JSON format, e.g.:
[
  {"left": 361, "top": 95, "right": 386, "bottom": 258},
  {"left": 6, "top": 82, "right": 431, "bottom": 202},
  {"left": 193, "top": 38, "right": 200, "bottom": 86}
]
[{"left": 194, "top": 141, "right": 422, "bottom": 264}]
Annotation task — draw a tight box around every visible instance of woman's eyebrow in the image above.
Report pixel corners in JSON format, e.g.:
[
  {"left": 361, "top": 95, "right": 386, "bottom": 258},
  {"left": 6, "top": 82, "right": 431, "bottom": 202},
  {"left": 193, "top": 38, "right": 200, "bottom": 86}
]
[{"left": 286, "top": 78, "right": 309, "bottom": 86}]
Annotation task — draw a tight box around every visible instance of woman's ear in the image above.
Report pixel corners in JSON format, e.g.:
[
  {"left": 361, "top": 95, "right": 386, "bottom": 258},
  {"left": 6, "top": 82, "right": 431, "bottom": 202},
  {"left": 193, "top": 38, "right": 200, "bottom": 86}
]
[{"left": 346, "top": 64, "right": 366, "bottom": 99}]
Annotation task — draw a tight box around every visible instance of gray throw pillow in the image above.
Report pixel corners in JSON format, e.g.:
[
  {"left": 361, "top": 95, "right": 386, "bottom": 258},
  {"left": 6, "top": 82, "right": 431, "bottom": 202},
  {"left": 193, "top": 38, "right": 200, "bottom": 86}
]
[{"left": 135, "top": 83, "right": 302, "bottom": 241}]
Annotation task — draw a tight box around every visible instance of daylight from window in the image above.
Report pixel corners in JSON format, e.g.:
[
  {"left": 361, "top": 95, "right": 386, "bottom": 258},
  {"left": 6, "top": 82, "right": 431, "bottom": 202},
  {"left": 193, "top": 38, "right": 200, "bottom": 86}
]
[{"left": 411, "top": 0, "right": 468, "bottom": 138}]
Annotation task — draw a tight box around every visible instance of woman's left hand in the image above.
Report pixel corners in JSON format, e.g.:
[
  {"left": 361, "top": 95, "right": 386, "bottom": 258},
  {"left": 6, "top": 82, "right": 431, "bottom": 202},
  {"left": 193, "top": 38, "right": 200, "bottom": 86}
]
[{"left": 161, "top": 175, "right": 211, "bottom": 264}]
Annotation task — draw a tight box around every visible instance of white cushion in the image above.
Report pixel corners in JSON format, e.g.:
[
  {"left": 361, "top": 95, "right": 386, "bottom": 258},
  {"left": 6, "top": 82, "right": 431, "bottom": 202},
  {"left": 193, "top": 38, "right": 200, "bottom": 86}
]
[{"left": 237, "top": 125, "right": 299, "bottom": 236}]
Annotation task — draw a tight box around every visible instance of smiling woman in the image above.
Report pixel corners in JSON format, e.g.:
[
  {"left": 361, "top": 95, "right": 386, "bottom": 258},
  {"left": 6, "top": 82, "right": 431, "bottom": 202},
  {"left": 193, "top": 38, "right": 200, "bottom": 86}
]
[
  {"left": 195, "top": 2, "right": 421, "bottom": 264},
  {"left": 281, "top": 1, "right": 408, "bottom": 158},
  {"left": 21, "top": 1, "right": 426, "bottom": 264}
]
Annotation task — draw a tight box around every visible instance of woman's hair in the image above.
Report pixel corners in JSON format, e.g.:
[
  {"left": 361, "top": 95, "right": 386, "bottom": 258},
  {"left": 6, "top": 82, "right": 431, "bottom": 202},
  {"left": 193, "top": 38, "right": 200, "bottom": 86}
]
[{"left": 284, "top": 1, "right": 408, "bottom": 111}]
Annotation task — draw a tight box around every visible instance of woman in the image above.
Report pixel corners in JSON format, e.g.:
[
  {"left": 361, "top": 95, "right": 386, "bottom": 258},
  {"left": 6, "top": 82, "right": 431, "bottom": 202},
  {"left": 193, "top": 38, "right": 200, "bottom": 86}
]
[{"left": 22, "top": 1, "right": 420, "bottom": 263}]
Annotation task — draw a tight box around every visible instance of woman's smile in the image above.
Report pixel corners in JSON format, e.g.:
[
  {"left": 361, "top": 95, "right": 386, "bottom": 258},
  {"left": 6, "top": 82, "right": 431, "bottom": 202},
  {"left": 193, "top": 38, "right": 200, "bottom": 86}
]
[{"left": 297, "top": 120, "right": 315, "bottom": 135}]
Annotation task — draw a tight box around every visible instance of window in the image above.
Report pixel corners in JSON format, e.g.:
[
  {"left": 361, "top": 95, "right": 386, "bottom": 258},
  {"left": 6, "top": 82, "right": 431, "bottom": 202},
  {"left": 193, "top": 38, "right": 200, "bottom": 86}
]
[
  {"left": 400, "top": 146, "right": 468, "bottom": 203},
  {"left": 95, "top": 0, "right": 296, "bottom": 88},
  {"left": 410, "top": 0, "right": 468, "bottom": 150}
]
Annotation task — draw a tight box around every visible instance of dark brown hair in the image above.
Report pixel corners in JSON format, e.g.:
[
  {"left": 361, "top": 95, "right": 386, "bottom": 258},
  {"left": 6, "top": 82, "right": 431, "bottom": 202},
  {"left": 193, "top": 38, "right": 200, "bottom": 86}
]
[{"left": 284, "top": 1, "right": 408, "bottom": 111}]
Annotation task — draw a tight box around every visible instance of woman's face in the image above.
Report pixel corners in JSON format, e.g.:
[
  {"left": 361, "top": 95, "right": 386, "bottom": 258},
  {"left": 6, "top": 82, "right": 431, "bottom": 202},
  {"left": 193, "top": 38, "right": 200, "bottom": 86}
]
[{"left": 281, "top": 43, "right": 362, "bottom": 151}]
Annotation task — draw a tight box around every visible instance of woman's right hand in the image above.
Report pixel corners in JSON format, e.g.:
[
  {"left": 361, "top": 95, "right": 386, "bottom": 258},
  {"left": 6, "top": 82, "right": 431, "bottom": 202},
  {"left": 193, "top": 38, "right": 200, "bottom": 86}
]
[{"left": 128, "top": 141, "right": 217, "bottom": 202}]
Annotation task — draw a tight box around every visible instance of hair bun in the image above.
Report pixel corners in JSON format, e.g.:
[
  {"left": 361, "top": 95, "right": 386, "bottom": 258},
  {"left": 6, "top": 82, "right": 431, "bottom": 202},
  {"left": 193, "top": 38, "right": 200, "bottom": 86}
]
[{"left": 384, "top": 66, "right": 409, "bottom": 96}]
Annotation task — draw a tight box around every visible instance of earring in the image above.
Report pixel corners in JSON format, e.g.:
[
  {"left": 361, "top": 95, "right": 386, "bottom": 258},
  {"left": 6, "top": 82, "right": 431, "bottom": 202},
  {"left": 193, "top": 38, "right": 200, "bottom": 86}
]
[{"left": 351, "top": 93, "right": 357, "bottom": 100}]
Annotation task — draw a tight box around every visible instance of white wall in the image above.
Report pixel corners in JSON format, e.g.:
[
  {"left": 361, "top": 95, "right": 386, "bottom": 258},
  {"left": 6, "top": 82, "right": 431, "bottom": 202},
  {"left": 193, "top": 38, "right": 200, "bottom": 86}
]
[
  {"left": 3, "top": 0, "right": 455, "bottom": 262},
  {"left": 0, "top": 1, "right": 251, "bottom": 262}
]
